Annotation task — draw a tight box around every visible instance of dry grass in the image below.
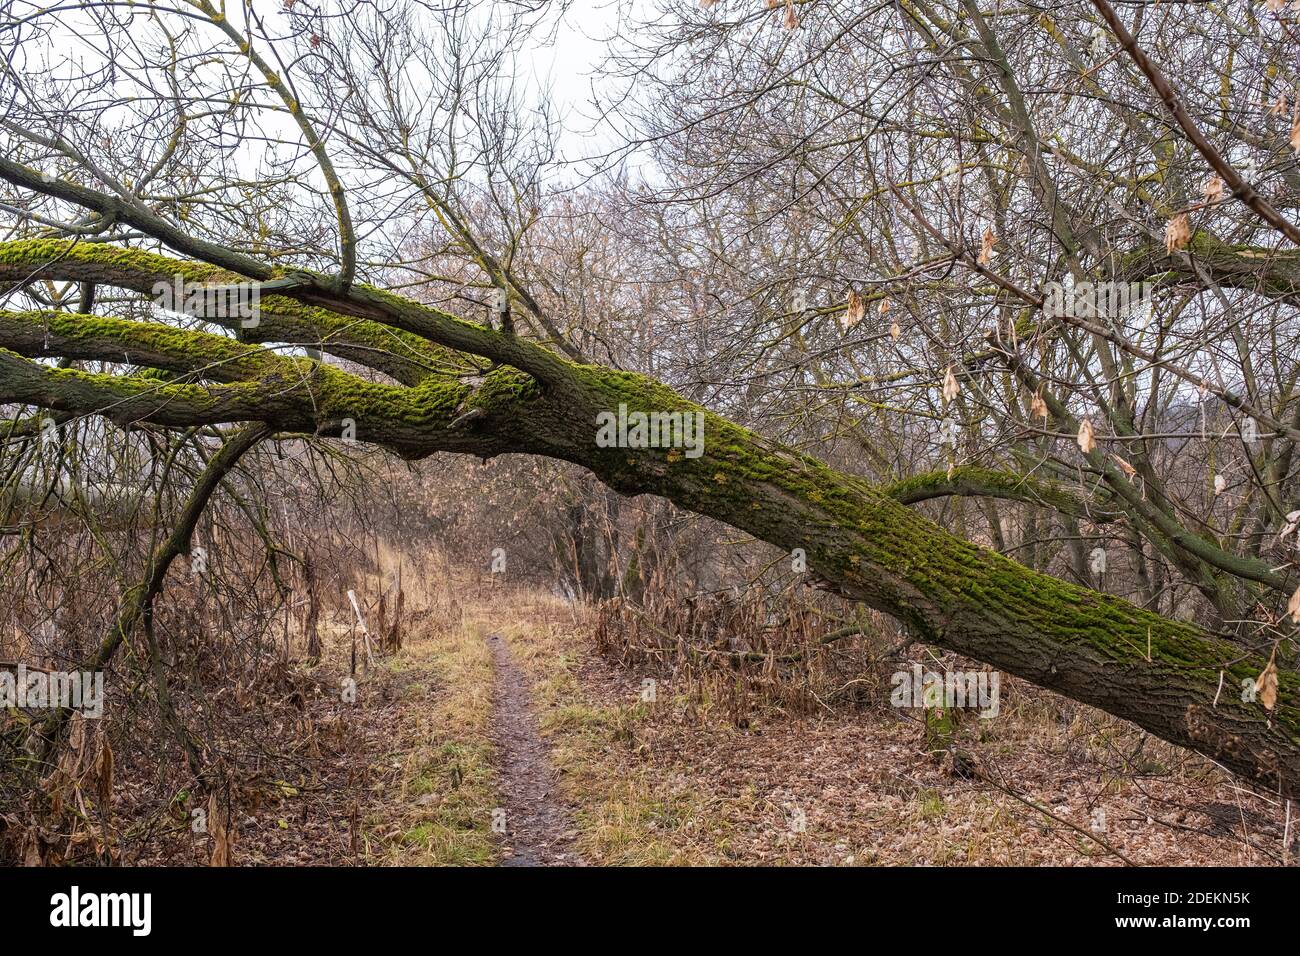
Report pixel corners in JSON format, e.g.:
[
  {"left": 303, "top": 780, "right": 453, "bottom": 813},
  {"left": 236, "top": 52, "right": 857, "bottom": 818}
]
[
  {"left": 477, "top": 590, "right": 702, "bottom": 864},
  {"left": 151, "top": 547, "right": 507, "bottom": 866},
  {"left": 47, "top": 551, "right": 1292, "bottom": 867},
  {"left": 363, "top": 618, "right": 499, "bottom": 866},
  {"left": 495, "top": 588, "right": 1295, "bottom": 867}
]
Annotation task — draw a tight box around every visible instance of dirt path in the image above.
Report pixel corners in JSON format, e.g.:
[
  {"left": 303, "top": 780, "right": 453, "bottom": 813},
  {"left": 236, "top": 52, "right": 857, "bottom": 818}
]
[{"left": 486, "top": 632, "right": 582, "bottom": 866}]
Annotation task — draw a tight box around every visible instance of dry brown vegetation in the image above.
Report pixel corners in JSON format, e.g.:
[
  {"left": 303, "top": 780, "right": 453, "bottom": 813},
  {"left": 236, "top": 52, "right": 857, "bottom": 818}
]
[
  {"left": 5, "top": 0, "right": 1300, "bottom": 867},
  {"left": 4, "top": 536, "right": 1295, "bottom": 870},
  {"left": 508, "top": 591, "right": 1292, "bottom": 866}
]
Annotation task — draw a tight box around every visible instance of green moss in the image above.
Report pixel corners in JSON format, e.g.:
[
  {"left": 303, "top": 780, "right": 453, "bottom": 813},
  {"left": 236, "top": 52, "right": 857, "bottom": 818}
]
[
  {"left": 0, "top": 239, "right": 453, "bottom": 384},
  {"left": 567, "top": 360, "right": 1300, "bottom": 747},
  {"left": 3, "top": 307, "right": 550, "bottom": 449}
]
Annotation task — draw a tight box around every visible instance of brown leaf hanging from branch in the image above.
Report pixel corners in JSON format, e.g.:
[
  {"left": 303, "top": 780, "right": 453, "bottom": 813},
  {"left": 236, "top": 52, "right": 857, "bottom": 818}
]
[
  {"left": 942, "top": 366, "right": 960, "bottom": 403},
  {"left": 843, "top": 290, "right": 864, "bottom": 329},
  {"left": 1165, "top": 214, "right": 1192, "bottom": 253},
  {"left": 1201, "top": 175, "right": 1225, "bottom": 205},
  {"left": 1030, "top": 389, "right": 1050, "bottom": 421},
  {"left": 1077, "top": 419, "right": 1096, "bottom": 455},
  {"left": 1256, "top": 647, "right": 1279, "bottom": 713},
  {"left": 1111, "top": 453, "right": 1137, "bottom": 479}
]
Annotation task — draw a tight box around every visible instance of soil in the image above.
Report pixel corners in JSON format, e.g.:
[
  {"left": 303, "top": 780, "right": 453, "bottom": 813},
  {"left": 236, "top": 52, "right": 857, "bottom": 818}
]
[{"left": 486, "top": 632, "right": 582, "bottom": 866}]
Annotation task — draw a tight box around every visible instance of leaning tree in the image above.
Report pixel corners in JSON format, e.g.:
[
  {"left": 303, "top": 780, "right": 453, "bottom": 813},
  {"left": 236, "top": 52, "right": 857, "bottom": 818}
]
[{"left": 1, "top": 0, "right": 1298, "bottom": 796}]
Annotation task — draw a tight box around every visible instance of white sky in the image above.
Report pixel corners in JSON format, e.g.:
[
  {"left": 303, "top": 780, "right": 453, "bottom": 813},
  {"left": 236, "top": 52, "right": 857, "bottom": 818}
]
[{"left": 517, "top": 0, "right": 627, "bottom": 161}]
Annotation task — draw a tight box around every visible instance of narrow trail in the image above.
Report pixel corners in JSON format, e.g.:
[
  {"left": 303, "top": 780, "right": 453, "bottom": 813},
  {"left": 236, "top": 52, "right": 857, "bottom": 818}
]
[{"left": 486, "top": 632, "right": 582, "bottom": 866}]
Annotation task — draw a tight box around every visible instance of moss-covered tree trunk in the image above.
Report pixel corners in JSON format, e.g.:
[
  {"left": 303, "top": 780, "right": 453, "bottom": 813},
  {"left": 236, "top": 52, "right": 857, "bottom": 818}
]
[
  {"left": 0, "top": 238, "right": 1296, "bottom": 796},
  {"left": 537, "top": 367, "right": 1300, "bottom": 796}
]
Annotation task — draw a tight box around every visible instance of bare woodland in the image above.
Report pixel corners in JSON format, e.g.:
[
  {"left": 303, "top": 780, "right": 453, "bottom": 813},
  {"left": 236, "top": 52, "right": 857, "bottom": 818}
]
[{"left": 2, "top": 0, "right": 1300, "bottom": 866}]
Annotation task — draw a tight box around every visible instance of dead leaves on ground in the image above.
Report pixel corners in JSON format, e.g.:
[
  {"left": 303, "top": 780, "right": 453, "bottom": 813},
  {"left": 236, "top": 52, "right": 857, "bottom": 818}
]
[{"left": 208, "top": 792, "right": 234, "bottom": 866}]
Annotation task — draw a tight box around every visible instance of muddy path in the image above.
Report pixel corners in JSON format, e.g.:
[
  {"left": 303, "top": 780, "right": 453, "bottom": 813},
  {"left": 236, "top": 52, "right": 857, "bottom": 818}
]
[{"left": 486, "top": 632, "right": 582, "bottom": 866}]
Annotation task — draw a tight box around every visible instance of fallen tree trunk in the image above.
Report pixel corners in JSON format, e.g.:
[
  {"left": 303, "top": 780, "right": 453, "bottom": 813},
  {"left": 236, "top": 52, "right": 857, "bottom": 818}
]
[
  {"left": 556, "top": 367, "right": 1300, "bottom": 797},
  {"left": 0, "top": 238, "right": 1296, "bottom": 796}
]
